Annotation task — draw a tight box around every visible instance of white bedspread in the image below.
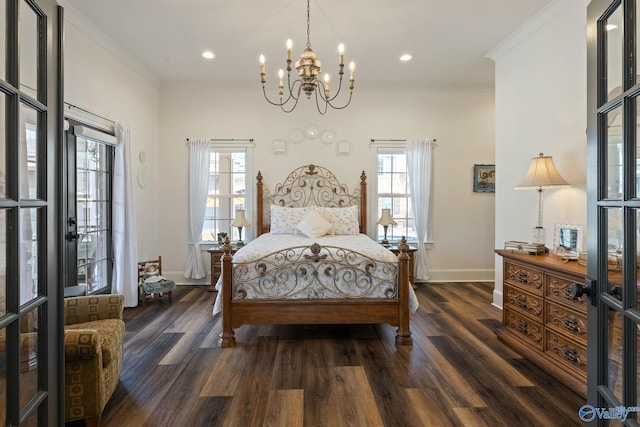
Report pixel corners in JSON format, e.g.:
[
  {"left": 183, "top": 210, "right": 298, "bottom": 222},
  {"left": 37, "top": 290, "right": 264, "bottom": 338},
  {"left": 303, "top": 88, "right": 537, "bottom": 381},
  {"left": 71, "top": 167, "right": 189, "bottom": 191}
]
[{"left": 212, "top": 233, "right": 419, "bottom": 314}]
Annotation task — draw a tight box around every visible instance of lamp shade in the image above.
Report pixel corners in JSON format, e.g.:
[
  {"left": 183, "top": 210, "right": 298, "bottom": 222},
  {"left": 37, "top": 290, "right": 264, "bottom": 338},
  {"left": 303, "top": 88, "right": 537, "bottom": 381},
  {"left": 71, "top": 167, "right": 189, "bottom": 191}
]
[
  {"left": 230, "top": 209, "right": 251, "bottom": 227},
  {"left": 377, "top": 208, "right": 397, "bottom": 226},
  {"left": 515, "top": 153, "right": 570, "bottom": 189}
]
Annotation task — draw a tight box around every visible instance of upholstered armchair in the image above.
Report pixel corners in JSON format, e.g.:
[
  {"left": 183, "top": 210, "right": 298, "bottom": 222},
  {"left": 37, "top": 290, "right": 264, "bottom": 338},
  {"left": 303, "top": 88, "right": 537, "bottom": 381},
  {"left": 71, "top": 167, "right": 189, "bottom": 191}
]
[{"left": 64, "top": 295, "right": 125, "bottom": 427}]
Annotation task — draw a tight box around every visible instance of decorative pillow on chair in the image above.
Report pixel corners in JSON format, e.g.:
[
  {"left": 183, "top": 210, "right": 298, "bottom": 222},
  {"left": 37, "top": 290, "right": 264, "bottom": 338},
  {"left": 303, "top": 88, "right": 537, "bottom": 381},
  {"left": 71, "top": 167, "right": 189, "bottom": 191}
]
[{"left": 296, "top": 210, "right": 334, "bottom": 238}]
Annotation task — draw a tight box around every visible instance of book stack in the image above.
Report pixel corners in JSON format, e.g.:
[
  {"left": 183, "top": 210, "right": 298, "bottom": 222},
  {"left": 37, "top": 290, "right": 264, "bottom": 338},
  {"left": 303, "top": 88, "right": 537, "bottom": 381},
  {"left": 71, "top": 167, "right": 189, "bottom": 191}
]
[{"left": 503, "top": 241, "right": 546, "bottom": 255}]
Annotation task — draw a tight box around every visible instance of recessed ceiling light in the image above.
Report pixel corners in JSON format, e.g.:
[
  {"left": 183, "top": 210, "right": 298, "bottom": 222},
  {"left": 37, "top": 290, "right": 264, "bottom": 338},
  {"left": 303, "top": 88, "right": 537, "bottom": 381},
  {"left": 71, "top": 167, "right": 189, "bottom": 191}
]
[
  {"left": 202, "top": 51, "right": 215, "bottom": 59},
  {"left": 400, "top": 54, "right": 412, "bottom": 62}
]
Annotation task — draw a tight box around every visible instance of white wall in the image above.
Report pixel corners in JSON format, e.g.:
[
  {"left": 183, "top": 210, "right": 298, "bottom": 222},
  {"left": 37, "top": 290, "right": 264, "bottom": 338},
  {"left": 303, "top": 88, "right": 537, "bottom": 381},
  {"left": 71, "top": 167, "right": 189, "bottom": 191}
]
[
  {"left": 63, "top": 11, "right": 497, "bottom": 288},
  {"left": 63, "top": 21, "right": 161, "bottom": 260},
  {"left": 490, "top": 0, "right": 588, "bottom": 307},
  {"left": 159, "top": 83, "right": 496, "bottom": 284}
]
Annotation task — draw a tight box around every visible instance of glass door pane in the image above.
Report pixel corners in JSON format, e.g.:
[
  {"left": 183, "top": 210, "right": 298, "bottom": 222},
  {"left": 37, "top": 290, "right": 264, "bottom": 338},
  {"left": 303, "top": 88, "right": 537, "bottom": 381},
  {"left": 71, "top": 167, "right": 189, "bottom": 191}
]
[{"left": 74, "top": 135, "right": 113, "bottom": 293}]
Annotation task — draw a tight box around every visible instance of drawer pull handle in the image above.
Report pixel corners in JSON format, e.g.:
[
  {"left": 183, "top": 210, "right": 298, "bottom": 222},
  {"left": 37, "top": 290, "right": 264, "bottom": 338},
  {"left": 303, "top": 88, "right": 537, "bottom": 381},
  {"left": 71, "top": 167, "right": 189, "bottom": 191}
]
[
  {"left": 516, "top": 295, "right": 527, "bottom": 308},
  {"left": 563, "top": 317, "right": 577, "bottom": 332},
  {"left": 517, "top": 271, "right": 528, "bottom": 283},
  {"left": 517, "top": 320, "right": 528, "bottom": 334},
  {"left": 563, "top": 347, "right": 578, "bottom": 362}
]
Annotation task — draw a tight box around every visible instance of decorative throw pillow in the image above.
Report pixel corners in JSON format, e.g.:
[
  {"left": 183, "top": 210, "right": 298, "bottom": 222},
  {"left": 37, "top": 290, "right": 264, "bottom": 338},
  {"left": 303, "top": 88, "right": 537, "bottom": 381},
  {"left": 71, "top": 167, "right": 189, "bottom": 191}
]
[
  {"left": 270, "top": 205, "right": 310, "bottom": 234},
  {"left": 295, "top": 210, "right": 334, "bottom": 238},
  {"left": 315, "top": 205, "right": 359, "bottom": 235}
]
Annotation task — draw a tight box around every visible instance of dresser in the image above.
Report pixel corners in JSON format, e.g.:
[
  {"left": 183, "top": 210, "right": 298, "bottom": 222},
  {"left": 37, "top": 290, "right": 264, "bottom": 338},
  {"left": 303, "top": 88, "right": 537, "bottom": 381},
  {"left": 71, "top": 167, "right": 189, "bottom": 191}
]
[{"left": 495, "top": 250, "right": 587, "bottom": 396}]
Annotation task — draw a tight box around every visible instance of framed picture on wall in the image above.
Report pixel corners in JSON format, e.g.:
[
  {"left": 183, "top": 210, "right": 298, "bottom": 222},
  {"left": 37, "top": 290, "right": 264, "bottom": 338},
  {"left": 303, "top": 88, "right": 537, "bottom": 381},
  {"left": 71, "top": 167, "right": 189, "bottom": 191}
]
[{"left": 473, "top": 164, "right": 495, "bottom": 193}]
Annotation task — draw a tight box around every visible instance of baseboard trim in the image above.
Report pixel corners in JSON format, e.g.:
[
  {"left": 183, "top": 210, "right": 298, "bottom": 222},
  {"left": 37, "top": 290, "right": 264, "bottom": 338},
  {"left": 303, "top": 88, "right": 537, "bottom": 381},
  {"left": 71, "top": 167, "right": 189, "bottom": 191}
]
[{"left": 422, "top": 268, "right": 494, "bottom": 283}]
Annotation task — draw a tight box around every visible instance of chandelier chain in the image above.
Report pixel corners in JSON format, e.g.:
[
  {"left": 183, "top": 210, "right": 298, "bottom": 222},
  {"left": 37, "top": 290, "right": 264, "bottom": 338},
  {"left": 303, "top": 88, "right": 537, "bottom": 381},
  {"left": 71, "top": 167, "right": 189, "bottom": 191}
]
[{"left": 306, "top": 0, "right": 311, "bottom": 49}]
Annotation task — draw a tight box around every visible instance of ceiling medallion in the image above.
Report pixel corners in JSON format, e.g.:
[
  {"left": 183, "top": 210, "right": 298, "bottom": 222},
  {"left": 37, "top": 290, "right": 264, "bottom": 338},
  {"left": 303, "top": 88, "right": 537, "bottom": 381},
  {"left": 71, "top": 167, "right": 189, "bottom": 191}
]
[{"left": 259, "top": 0, "right": 355, "bottom": 115}]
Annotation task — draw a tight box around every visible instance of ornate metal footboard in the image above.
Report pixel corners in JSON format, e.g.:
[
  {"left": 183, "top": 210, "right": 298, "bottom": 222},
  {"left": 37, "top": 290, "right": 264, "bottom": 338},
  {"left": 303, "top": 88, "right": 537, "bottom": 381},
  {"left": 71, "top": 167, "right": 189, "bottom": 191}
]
[
  {"left": 232, "top": 242, "right": 399, "bottom": 300},
  {"left": 218, "top": 237, "right": 413, "bottom": 348}
]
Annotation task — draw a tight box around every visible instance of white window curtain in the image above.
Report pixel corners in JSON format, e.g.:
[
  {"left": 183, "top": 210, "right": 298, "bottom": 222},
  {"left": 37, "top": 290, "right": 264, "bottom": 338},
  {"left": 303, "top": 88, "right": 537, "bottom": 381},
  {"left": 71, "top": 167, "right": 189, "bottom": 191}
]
[
  {"left": 407, "top": 139, "right": 436, "bottom": 281},
  {"left": 184, "top": 139, "right": 211, "bottom": 279},
  {"left": 113, "top": 123, "right": 139, "bottom": 307}
]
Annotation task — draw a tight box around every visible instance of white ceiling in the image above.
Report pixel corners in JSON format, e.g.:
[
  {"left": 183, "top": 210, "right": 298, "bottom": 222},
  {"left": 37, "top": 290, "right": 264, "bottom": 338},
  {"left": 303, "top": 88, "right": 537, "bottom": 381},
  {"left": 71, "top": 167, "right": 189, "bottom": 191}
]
[{"left": 61, "top": 0, "right": 554, "bottom": 90}]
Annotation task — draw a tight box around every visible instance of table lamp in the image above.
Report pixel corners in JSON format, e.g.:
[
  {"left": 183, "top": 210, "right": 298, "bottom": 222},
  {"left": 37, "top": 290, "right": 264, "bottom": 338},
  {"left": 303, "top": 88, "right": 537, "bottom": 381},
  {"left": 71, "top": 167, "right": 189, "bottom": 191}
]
[
  {"left": 515, "top": 153, "right": 569, "bottom": 245},
  {"left": 230, "top": 209, "right": 251, "bottom": 246},
  {"left": 377, "top": 208, "right": 397, "bottom": 246}
]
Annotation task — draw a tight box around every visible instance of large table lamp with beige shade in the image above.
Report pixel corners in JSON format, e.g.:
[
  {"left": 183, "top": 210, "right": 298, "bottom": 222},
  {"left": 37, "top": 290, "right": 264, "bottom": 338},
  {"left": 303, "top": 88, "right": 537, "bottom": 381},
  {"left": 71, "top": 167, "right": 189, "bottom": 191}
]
[{"left": 515, "top": 153, "right": 570, "bottom": 245}]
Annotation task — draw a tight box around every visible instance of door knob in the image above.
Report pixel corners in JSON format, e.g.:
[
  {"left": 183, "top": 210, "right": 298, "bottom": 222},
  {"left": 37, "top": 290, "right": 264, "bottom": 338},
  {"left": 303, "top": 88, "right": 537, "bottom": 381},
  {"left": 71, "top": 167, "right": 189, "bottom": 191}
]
[
  {"left": 570, "top": 282, "right": 591, "bottom": 299},
  {"left": 571, "top": 277, "right": 596, "bottom": 307}
]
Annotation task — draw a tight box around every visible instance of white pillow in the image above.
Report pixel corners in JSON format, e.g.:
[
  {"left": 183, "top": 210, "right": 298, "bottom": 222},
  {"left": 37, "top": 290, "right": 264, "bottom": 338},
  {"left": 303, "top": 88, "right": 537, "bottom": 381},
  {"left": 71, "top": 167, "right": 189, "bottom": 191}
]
[
  {"left": 295, "top": 210, "right": 334, "bottom": 238},
  {"left": 270, "top": 205, "right": 310, "bottom": 234},
  {"left": 315, "top": 205, "right": 359, "bottom": 235}
]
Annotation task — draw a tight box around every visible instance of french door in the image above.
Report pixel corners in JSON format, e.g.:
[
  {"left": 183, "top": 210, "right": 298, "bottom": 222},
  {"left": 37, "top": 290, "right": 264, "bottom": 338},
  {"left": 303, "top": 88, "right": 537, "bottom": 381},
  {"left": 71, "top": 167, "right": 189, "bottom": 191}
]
[
  {"left": 0, "top": 0, "right": 63, "bottom": 425},
  {"left": 587, "top": 0, "right": 640, "bottom": 425},
  {"left": 63, "top": 121, "right": 114, "bottom": 295}
]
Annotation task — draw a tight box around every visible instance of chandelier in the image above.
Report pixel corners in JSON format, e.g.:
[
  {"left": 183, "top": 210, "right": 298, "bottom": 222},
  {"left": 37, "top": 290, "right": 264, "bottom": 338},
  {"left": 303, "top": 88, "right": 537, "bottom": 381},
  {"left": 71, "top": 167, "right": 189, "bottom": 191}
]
[{"left": 259, "top": 0, "right": 355, "bottom": 115}]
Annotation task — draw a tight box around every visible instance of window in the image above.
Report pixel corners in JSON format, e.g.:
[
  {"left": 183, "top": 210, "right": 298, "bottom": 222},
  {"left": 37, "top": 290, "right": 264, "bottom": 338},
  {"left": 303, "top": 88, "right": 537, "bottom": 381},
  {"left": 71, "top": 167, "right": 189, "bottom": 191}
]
[
  {"left": 371, "top": 140, "right": 434, "bottom": 245},
  {"left": 376, "top": 148, "right": 416, "bottom": 243},
  {"left": 202, "top": 141, "right": 254, "bottom": 243}
]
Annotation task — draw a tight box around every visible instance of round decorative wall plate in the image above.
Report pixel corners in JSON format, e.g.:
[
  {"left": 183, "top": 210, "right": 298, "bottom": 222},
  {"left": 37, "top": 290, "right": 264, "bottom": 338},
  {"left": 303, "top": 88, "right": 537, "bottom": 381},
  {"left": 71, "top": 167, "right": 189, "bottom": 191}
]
[
  {"left": 288, "top": 128, "right": 304, "bottom": 144},
  {"left": 305, "top": 124, "right": 319, "bottom": 139},
  {"left": 321, "top": 130, "right": 335, "bottom": 145}
]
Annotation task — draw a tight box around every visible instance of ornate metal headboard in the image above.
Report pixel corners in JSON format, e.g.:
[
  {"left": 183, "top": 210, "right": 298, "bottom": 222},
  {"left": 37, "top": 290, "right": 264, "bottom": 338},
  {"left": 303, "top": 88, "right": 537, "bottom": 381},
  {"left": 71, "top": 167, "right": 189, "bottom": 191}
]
[{"left": 256, "top": 164, "right": 367, "bottom": 235}]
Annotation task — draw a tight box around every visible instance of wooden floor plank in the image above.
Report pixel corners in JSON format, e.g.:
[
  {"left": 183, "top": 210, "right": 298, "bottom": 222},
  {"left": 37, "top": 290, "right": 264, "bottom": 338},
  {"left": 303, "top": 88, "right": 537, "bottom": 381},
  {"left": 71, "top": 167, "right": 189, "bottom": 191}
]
[
  {"left": 262, "top": 389, "right": 304, "bottom": 427},
  {"left": 66, "top": 284, "right": 587, "bottom": 427}
]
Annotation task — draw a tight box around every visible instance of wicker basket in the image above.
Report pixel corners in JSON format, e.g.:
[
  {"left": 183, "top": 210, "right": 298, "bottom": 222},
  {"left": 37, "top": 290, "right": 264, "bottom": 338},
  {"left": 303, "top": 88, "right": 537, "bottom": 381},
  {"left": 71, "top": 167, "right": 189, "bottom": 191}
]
[{"left": 578, "top": 251, "right": 624, "bottom": 271}]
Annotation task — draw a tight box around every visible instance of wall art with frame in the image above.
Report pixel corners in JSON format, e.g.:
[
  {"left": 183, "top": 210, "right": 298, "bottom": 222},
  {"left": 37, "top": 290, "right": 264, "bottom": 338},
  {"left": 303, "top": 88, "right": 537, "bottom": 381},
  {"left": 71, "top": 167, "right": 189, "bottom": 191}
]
[{"left": 473, "top": 164, "right": 495, "bottom": 193}]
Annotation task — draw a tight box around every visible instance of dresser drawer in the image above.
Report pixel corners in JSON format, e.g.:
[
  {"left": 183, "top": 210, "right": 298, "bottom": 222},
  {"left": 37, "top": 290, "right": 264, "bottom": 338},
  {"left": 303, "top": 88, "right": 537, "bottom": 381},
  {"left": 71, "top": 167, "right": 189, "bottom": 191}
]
[
  {"left": 504, "top": 261, "right": 543, "bottom": 295},
  {"left": 504, "top": 307, "right": 543, "bottom": 350},
  {"left": 545, "top": 300, "right": 587, "bottom": 343},
  {"left": 545, "top": 272, "right": 587, "bottom": 312},
  {"left": 504, "top": 285, "right": 543, "bottom": 322},
  {"left": 545, "top": 329, "right": 587, "bottom": 374}
]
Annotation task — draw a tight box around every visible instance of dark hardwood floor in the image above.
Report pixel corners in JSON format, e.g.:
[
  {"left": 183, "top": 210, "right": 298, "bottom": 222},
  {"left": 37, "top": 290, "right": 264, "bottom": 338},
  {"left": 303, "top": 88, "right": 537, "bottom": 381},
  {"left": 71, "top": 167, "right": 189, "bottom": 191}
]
[{"left": 82, "top": 283, "right": 585, "bottom": 426}]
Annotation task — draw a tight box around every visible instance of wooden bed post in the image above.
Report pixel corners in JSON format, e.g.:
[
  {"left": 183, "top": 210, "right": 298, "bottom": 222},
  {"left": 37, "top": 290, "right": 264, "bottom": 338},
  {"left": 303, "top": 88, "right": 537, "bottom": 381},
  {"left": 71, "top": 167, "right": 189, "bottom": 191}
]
[
  {"left": 256, "top": 171, "right": 265, "bottom": 236},
  {"left": 396, "top": 236, "right": 413, "bottom": 345},
  {"left": 218, "top": 237, "right": 236, "bottom": 347},
  {"left": 359, "top": 171, "right": 367, "bottom": 234}
]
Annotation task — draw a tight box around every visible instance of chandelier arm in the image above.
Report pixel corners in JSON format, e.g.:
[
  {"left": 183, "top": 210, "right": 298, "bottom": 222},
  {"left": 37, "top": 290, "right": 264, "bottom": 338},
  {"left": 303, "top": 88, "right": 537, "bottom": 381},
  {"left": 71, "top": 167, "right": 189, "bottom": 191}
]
[
  {"left": 262, "top": 86, "right": 288, "bottom": 107},
  {"left": 286, "top": 70, "right": 299, "bottom": 101},
  {"left": 326, "top": 91, "right": 353, "bottom": 110},
  {"left": 314, "top": 88, "right": 329, "bottom": 115},
  {"left": 281, "top": 84, "right": 303, "bottom": 113}
]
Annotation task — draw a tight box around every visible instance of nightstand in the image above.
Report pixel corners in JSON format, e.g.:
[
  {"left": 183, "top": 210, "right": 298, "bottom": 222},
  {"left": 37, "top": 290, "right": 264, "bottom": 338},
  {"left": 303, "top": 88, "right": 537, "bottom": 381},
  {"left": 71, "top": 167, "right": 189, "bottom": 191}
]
[
  {"left": 207, "top": 245, "right": 238, "bottom": 291},
  {"left": 386, "top": 244, "right": 417, "bottom": 289}
]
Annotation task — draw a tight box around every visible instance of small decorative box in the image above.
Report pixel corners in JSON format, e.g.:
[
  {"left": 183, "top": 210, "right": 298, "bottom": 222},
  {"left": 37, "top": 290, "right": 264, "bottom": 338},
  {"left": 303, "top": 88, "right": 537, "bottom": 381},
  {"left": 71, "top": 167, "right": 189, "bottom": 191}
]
[{"left": 504, "top": 240, "right": 546, "bottom": 255}]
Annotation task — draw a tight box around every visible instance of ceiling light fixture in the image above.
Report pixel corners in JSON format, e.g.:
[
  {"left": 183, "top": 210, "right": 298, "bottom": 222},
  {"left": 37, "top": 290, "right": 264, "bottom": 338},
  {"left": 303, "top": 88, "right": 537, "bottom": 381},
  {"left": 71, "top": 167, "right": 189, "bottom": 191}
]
[
  {"left": 202, "top": 51, "right": 215, "bottom": 59},
  {"left": 259, "top": 0, "right": 355, "bottom": 114},
  {"left": 400, "top": 54, "right": 412, "bottom": 61}
]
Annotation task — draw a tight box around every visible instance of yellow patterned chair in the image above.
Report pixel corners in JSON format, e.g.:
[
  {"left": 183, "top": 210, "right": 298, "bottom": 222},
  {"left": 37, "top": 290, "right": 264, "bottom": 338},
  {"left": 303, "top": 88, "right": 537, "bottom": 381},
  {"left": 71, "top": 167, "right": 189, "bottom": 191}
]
[{"left": 64, "top": 295, "right": 125, "bottom": 427}]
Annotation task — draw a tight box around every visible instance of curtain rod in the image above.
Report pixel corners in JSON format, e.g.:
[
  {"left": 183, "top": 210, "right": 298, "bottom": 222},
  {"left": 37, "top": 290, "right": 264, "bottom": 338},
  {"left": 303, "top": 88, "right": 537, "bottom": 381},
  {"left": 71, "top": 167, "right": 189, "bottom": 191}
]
[
  {"left": 64, "top": 102, "right": 115, "bottom": 125},
  {"left": 186, "top": 138, "right": 254, "bottom": 142},
  {"left": 185, "top": 138, "right": 255, "bottom": 147},
  {"left": 370, "top": 138, "right": 437, "bottom": 143}
]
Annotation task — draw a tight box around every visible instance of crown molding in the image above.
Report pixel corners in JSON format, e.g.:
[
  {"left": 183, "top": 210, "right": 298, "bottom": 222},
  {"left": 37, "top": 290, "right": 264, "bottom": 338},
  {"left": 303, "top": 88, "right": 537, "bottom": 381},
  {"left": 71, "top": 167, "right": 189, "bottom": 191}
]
[
  {"left": 58, "top": 0, "right": 161, "bottom": 88},
  {"left": 485, "top": 0, "right": 586, "bottom": 61}
]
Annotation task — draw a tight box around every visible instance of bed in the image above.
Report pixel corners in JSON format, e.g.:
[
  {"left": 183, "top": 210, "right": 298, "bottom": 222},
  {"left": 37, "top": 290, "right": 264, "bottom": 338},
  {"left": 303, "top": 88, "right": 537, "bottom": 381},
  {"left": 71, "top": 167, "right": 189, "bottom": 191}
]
[{"left": 214, "top": 164, "right": 416, "bottom": 347}]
